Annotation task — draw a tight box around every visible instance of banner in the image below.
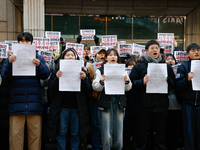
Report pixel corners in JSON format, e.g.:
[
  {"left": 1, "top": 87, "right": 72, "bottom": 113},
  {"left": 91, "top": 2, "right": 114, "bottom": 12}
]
[
  {"left": 93, "top": 62, "right": 103, "bottom": 73},
  {"left": 39, "top": 51, "right": 53, "bottom": 66},
  {"left": 45, "top": 31, "right": 61, "bottom": 39},
  {"left": 172, "top": 64, "right": 181, "bottom": 74},
  {"left": 0, "top": 44, "right": 8, "bottom": 58},
  {"left": 101, "top": 35, "right": 117, "bottom": 46},
  {"left": 157, "top": 33, "right": 174, "bottom": 54},
  {"left": 132, "top": 43, "right": 145, "bottom": 56},
  {"left": 45, "top": 31, "right": 60, "bottom": 52},
  {"left": 4, "top": 41, "right": 18, "bottom": 51},
  {"left": 33, "top": 37, "right": 50, "bottom": 51},
  {"left": 118, "top": 44, "right": 132, "bottom": 57},
  {"left": 65, "top": 43, "right": 84, "bottom": 58},
  {"left": 80, "top": 29, "right": 95, "bottom": 40},
  {"left": 174, "top": 51, "right": 189, "bottom": 64}
]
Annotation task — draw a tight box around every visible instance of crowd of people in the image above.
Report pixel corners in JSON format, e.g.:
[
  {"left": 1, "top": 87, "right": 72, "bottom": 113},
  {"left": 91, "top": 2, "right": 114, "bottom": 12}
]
[{"left": 0, "top": 32, "right": 200, "bottom": 150}]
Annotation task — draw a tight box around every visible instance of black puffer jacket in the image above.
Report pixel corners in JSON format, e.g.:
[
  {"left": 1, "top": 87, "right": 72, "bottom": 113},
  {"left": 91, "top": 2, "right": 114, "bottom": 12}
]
[
  {"left": 175, "top": 60, "right": 200, "bottom": 106},
  {"left": 46, "top": 69, "right": 91, "bottom": 141},
  {"left": 130, "top": 59, "right": 175, "bottom": 112}
]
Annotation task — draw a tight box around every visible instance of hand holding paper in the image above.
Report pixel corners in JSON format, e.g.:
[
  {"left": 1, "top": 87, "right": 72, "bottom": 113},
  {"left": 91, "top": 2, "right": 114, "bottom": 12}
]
[
  {"left": 100, "top": 75, "right": 106, "bottom": 82},
  {"left": 143, "top": 74, "right": 149, "bottom": 85},
  {"left": 80, "top": 71, "right": 86, "bottom": 80},
  {"left": 32, "top": 58, "right": 40, "bottom": 67},
  {"left": 188, "top": 72, "right": 194, "bottom": 81},
  {"left": 124, "top": 75, "right": 129, "bottom": 82},
  {"left": 9, "top": 55, "right": 16, "bottom": 63},
  {"left": 56, "top": 70, "right": 62, "bottom": 78}
]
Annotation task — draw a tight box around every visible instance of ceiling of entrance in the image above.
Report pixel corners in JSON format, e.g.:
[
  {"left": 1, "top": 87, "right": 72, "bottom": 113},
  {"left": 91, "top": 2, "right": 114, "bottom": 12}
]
[{"left": 11, "top": 0, "right": 200, "bottom": 16}]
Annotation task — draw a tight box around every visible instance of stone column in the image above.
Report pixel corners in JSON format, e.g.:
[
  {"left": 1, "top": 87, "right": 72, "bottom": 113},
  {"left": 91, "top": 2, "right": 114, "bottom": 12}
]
[
  {"left": 185, "top": 5, "right": 200, "bottom": 48},
  {"left": 23, "top": 0, "right": 45, "bottom": 37}
]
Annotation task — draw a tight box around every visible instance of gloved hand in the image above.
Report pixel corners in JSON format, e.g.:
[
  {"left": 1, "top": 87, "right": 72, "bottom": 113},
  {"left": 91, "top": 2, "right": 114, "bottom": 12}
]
[
  {"left": 94, "top": 35, "right": 100, "bottom": 46},
  {"left": 76, "top": 35, "right": 82, "bottom": 44}
]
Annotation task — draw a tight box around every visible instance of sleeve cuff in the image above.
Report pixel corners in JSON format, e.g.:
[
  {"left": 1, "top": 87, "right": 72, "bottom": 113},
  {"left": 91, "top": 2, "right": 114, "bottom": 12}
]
[{"left": 99, "top": 80, "right": 104, "bottom": 86}]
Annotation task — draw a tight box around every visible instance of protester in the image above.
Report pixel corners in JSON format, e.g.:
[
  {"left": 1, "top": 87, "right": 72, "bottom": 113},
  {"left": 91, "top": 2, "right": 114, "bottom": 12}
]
[
  {"left": 92, "top": 49, "right": 132, "bottom": 150},
  {"left": 175, "top": 43, "right": 200, "bottom": 150},
  {"left": 0, "top": 57, "right": 10, "bottom": 149},
  {"left": 123, "top": 58, "right": 137, "bottom": 150},
  {"left": 1, "top": 32, "right": 50, "bottom": 150},
  {"left": 130, "top": 40, "right": 175, "bottom": 150},
  {"left": 47, "top": 48, "right": 91, "bottom": 150},
  {"left": 87, "top": 48, "right": 106, "bottom": 150},
  {"left": 165, "top": 54, "right": 183, "bottom": 150}
]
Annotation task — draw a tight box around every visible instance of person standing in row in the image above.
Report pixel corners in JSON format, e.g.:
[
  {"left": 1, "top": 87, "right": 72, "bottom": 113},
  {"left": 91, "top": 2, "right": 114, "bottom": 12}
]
[
  {"left": 1, "top": 32, "right": 50, "bottom": 150},
  {"left": 130, "top": 40, "right": 175, "bottom": 150},
  {"left": 92, "top": 49, "right": 132, "bottom": 150},
  {"left": 175, "top": 43, "right": 200, "bottom": 150}
]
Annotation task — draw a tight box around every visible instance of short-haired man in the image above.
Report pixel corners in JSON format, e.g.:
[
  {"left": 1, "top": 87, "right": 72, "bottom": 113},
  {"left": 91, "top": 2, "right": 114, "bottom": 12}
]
[
  {"left": 130, "top": 40, "right": 175, "bottom": 150},
  {"left": 1, "top": 32, "right": 50, "bottom": 150},
  {"left": 175, "top": 43, "right": 200, "bottom": 150}
]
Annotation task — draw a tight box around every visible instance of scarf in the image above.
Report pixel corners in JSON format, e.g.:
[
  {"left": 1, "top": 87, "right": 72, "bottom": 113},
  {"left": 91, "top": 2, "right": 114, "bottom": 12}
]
[{"left": 144, "top": 53, "right": 162, "bottom": 63}]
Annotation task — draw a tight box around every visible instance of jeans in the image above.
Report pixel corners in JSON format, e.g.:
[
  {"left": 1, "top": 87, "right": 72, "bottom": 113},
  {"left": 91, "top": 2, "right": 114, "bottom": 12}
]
[
  {"left": 57, "top": 108, "right": 80, "bottom": 150},
  {"left": 98, "top": 96, "right": 125, "bottom": 150},
  {"left": 182, "top": 104, "right": 200, "bottom": 150},
  {"left": 90, "top": 100, "right": 102, "bottom": 150}
]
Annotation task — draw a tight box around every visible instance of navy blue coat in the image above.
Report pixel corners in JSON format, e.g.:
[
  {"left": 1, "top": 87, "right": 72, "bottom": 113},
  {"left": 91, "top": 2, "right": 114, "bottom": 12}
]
[
  {"left": 1, "top": 54, "right": 50, "bottom": 115},
  {"left": 175, "top": 60, "right": 200, "bottom": 106}
]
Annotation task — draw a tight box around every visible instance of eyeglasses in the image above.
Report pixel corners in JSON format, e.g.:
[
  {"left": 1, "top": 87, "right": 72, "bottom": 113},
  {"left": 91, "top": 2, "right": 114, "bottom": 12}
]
[
  {"left": 149, "top": 46, "right": 160, "bottom": 50},
  {"left": 190, "top": 48, "right": 200, "bottom": 52}
]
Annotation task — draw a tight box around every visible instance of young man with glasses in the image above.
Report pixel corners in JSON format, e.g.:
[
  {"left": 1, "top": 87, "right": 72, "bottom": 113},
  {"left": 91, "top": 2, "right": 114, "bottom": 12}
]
[
  {"left": 175, "top": 43, "right": 200, "bottom": 150},
  {"left": 130, "top": 40, "right": 175, "bottom": 150}
]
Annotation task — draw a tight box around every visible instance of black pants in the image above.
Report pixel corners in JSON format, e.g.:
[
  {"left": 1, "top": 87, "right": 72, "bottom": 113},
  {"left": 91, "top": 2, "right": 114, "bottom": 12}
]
[
  {"left": 123, "top": 115, "right": 135, "bottom": 150},
  {"left": 166, "top": 110, "right": 183, "bottom": 150},
  {"left": 134, "top": 111, "right": 167, "bottom": 150}
]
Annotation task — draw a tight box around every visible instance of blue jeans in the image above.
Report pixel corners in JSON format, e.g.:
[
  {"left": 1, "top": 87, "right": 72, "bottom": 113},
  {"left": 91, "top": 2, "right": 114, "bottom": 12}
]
[
  {"left": 57, "top": 108, "right": 80, "bottom": 150},
  {"left": 90, "top": 100, "right": 102, "bottom": 150},
  {"left": 98, "top": 96, "right": 125, "bottom": 150},
  {"left": 182, "top": 104, "right": 200, "bottom": 150}
]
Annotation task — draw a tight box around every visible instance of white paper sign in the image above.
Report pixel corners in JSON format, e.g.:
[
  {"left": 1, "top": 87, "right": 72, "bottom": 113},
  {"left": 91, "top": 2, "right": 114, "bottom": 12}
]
[
  {"left": 146, "top": 63, "right": 168, "bottom": 93},
  {"left": 101, "top": 35, "right": 117, "bottom": 46},
  {"left": 59, "top": 60, "right": 82, "bottom": 91},
  {"left": 104, "top": 64, "right": 125, "bottom": 95},
  {"left": 12, "top": 44, "right": 36, "bottom": 76},
  {"left": 90, "top": 46, "right": 107, "bottom": 58},
  {"left": 191, "top": 60, "right": 200, "bottom": 91},
  {"left": 80, "top": 29, "right": 95, "bottom": 40},
  {"left": 118, "top": 44, "right": 132, "bottom": 57},
  {"left": 157, "top": 33, "right": 174, "bottom": 54}
]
